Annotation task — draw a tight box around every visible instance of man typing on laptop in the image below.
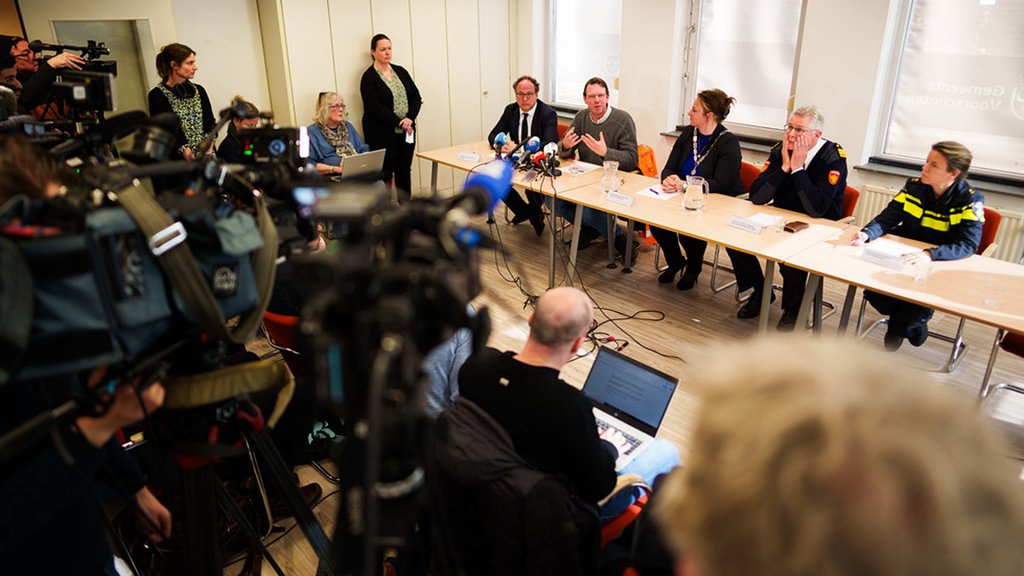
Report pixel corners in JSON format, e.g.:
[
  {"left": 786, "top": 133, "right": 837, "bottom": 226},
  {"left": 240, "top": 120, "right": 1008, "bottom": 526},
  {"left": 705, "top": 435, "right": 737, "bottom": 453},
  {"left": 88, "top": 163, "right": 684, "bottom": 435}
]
[{"left": 457, "top": 287, "right": 678, "bottom": 514}]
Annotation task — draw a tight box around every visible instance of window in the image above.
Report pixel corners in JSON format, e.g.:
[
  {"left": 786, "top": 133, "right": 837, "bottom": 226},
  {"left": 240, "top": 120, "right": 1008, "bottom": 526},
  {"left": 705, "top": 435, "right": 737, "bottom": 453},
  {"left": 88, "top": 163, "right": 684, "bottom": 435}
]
[
  {"left": 878, "top": 0, "right": 1024, "bottom": 179},
  {"left": 682, "top": 0, "right": 804, "bottom": 135},
  {"left": 550, "top": 0, "right": 622, "bottom": 109}
]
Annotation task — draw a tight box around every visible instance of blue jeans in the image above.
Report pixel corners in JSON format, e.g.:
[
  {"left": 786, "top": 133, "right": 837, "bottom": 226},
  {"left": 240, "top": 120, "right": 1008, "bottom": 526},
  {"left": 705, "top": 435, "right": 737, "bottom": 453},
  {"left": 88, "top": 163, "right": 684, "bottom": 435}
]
[
  {"left": 421, "top": 328, "right": 473, "bottom": 418},
  {"left": 550, "top": 198, "right": 622, "bottom": 239},
  {"left": 599, "top": 438, "right": 679, "bottom": 523}
]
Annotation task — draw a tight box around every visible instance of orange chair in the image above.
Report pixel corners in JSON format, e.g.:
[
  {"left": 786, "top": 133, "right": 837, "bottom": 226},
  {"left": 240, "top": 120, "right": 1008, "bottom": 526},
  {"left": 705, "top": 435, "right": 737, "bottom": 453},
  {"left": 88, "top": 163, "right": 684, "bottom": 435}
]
[
  {"left": 979, "top": 330, "right": 1024, "bottom": 401},
  {"left": 841, "top": 185, "right": 860, "bottom": 222},
  {"left": 557, "top": 123, "right": 569, "bottom": 141},
  {"left": 739, "top": 160, "right": 761, "bottom": 191},
  {"left": 857, "top": 207, "right": 1001, "bottom": 372},
  {"left": 600, "top": 485, "right": 651, "bottom": 547}
]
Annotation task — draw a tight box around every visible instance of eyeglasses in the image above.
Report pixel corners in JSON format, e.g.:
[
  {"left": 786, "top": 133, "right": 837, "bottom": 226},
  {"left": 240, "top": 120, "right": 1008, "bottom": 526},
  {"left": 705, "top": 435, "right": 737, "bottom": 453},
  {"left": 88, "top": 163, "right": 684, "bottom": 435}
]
[
  {"left": 329, "top": 103, "right": 346, "bottom": 110},
  {"left": 13, "top": 50, "right": 32, "bottom": 60},
  {"left": 515, "top": 91, "right": 536, "bottom": 98},
  {"left": 784, "top": 124, "right": 814, "bottom": 134}
]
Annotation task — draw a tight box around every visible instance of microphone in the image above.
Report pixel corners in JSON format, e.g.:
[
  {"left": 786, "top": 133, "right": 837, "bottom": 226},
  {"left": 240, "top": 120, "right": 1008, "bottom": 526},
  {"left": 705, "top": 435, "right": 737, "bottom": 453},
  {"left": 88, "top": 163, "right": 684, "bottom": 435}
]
[
  {"left": 492, "top": 132, "right": 508, "bottom": 156},
  {"left": 442, "top": 159, "right": 514, "bottom": 248},
  {"left": 528, "top": 150, "right": 546, "bottom": 169},
  {"left": 516, "top": 136, "right": 542, "bottom": 168},
  {"left": 504, "top": 135, "right": 539, "bottom": 163},
  {"left": 28, "top": 40, "right": 109, "bottom": 56},
  {"left": 543, "top": 142, "right": 562, "bottom": 176},
  {"left": 460, "top": 159, "right": 514, "bottom": 214}
]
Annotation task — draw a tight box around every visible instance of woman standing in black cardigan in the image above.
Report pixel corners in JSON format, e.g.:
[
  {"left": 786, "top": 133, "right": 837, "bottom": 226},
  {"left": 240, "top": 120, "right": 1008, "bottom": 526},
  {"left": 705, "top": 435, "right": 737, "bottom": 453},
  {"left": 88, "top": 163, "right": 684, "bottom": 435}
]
[
  {"left": 650, "top": 89, "right": 743, "bottom": 290},
  {"left": 360, "top": 33, "right": 422, "bottom": 203}
]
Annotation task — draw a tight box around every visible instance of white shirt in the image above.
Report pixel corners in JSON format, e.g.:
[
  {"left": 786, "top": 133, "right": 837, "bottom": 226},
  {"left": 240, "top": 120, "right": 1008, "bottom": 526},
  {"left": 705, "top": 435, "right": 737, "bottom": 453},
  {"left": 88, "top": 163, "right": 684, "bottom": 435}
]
[
  {"left": 518, "top": 102, "right": 537, "bottom": 141},
  {"left": 792, "top": 137, "right": 828, "bottom": 173},
  {"left": 591, "top": 105, "right": 613, "bottom": 125}
]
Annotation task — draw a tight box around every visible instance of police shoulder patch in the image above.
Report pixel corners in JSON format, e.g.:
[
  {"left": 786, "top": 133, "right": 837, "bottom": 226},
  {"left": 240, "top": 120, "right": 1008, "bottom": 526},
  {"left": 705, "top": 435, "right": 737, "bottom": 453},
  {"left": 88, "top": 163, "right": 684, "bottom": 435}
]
[{"left": 971, "top": 201, "right": 985, "bottom": 221}]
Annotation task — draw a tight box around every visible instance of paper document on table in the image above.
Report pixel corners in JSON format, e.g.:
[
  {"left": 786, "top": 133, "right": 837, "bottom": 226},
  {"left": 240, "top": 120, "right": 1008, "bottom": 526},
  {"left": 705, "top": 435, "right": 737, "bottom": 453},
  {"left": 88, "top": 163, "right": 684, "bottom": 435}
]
[
  {"left": 564, "top": 162, "right": 601, "bottom": 175},
  {"left": 729, "top": 212, "right": 783, "bottom": 234},
  {"left": 636, "top": 185, "right": 681, "bottom": 200},
  {"left": 861, "top": 238, "right": 916, "bottom": 270}
]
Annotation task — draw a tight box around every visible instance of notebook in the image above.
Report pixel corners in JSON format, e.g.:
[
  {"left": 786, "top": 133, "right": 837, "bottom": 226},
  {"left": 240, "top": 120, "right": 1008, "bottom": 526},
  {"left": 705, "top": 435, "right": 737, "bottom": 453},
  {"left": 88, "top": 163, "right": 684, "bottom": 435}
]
[
  {"left": 339, "top": 148, "right": 386, "bottom": 181},
  {"left": 581, "top": 347, "right": 678, "bottom": 470}
]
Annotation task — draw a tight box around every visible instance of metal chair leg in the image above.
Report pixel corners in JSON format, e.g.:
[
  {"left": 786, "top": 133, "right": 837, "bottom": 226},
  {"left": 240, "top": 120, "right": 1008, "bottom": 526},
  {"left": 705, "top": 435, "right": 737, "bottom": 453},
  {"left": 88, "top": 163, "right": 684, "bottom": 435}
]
[
  {"left": 927, "top": 317, "right": 969, "bottom": 373},
  {"left": 978, "top": 329, "right": 1006, "bottom": 401},
  {"left": 709, "top": 245, "right": 738, "bottom": 294},
  {"left": 310, "top": 459, "right": 342, "bottom": 484}
]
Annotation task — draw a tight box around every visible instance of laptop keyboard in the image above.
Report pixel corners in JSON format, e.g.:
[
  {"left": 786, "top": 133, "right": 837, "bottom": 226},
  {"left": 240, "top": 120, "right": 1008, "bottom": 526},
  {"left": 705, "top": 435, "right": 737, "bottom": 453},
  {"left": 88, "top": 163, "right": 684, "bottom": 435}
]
[{"left": 596, "top": 420, "right": 643, "bottom": 455}]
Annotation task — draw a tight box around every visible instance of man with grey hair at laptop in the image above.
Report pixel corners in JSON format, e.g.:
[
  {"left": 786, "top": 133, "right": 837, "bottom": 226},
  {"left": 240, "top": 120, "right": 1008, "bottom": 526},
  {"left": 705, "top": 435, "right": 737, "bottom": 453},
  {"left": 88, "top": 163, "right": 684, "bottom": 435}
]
[{"left": 456, "top": 287, "right": 678, "bottom": 514}]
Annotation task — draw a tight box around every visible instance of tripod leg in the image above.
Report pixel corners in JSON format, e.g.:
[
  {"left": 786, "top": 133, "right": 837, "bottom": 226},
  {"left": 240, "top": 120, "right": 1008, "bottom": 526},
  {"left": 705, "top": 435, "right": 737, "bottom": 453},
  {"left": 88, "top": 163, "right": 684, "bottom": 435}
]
[
  {"left": 245, "top": 428, "right": 338, "bottom": 575},
  {"left": 214, "top": 475, "right": 287, "bottom": 576},
  {"left": 182, "top": 465, "right": 222, "bottom": 576}
]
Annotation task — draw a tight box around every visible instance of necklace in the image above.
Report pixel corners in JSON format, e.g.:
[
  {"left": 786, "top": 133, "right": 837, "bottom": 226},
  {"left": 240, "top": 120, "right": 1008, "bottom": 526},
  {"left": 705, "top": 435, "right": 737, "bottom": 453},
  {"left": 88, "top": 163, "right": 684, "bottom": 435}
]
[{"left": 691, "top": 126, "right": 725, "bottom": 175}]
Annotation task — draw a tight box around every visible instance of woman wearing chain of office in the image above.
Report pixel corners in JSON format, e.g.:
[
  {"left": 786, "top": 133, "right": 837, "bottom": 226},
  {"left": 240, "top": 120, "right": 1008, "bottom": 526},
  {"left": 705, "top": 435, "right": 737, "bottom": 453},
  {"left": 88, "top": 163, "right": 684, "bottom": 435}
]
[{"left": 650, "top": 89, "right": 743, "bottom": 290}]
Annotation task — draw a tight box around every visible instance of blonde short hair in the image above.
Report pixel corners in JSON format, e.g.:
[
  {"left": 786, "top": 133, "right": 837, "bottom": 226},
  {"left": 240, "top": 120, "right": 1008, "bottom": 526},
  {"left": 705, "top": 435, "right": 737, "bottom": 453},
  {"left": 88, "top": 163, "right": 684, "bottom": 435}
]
[
  {"left": 656, "top": 337, "right": 1024, "bottom": 576},
  {"left": 314, "top": 91, "right": 344, "bottom": 127}
]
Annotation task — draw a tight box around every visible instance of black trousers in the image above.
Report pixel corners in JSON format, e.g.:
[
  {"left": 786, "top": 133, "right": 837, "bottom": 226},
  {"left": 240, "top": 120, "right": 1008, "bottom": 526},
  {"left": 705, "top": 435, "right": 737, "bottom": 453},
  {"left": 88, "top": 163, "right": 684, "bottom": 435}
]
[
  {"left": 726, "top": 249, "right": 807, "bottom": 314},
  {"left": 504, "top": 187, "right": 543, "bottom": 218},
  {"left": 381, "top": 130, "right": 416, "bottom": 203},
  {"left": 649, "top": 227, "right": 707, "bottom": 277},
  {"left": 863, "top": 290, "right": 934, "bottom": 336}
]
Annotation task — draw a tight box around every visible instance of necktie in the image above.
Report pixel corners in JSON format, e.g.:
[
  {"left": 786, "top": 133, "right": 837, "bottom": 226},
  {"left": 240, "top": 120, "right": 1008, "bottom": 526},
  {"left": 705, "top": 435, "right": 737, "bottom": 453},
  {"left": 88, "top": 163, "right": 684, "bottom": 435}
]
[{"left": 520, "top": 113, "right": 529, "bottom": 143}]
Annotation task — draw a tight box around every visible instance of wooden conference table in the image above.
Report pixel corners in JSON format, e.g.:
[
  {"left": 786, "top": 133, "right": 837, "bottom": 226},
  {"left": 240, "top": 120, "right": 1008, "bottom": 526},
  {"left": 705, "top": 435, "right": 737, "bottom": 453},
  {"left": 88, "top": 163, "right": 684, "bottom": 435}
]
[
  {"left": 418, "top": 141, "right": 1024, "bottom": 348},
  {"left": 785, "top": 233, "right": 1024, "bottom": 393},
  {"left": 417, "top": 141, "right": 605, "bottom": 287},
  {"left": 558, "top": 170, "right": 850, "bottom": 333}
]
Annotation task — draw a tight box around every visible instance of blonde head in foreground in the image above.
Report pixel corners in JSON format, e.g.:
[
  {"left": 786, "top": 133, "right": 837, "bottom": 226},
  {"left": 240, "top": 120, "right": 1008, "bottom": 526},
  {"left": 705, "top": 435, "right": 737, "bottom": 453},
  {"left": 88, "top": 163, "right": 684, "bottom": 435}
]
[{"left": 656, "top": 337, "right": 1024, "bottom": 576}]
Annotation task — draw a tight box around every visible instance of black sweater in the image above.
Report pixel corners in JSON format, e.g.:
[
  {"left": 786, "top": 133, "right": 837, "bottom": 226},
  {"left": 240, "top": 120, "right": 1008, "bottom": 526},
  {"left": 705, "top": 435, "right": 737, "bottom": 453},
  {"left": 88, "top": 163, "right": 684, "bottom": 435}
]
[
  {"left": 458, "top": 348, "right": 617, "bottom": 504},
  {"left": 359, "top": 64, "right": 422, "bottom": 149}
]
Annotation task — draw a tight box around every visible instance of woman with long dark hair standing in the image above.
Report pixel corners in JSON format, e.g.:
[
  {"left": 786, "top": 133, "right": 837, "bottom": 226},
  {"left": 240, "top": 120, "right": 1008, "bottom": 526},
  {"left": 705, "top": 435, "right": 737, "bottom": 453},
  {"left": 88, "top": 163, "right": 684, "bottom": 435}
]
[
  {"left": 148, "top": 43, "right": 215, "bottom": 160},
  {"left": 360, "top": 33, "right": 422, "bottom": 203}
]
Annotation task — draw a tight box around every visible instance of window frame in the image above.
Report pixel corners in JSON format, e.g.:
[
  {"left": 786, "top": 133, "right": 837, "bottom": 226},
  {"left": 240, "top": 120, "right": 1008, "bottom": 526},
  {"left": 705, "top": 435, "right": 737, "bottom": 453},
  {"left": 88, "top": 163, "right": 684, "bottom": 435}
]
[
  {"left": 869, "top": 0, "right": 1024, "bottom": 184},
  {"left": 677, "top": 0, "right": 807, "bottom": 142},
  {"left": 547, "top": 0, "right": 622, "bottom": 112}
]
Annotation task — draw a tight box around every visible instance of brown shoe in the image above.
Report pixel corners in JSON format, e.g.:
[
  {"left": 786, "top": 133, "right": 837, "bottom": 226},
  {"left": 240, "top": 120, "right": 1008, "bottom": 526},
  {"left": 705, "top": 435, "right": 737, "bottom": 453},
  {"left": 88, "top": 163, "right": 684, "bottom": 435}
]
[{"left": 269, "top": 482, "right": 323, "bottom": 519}]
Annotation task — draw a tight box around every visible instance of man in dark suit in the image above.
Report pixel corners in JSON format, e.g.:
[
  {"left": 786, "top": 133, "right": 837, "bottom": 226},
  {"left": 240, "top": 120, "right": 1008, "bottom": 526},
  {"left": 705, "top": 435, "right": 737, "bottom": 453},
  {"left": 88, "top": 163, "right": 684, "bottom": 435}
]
[
  {"left": 727, "top": 105, "right": 848, "bottom": 331},
  {"left": 487, "top": 75, "right": 559, "bottom": 236}
]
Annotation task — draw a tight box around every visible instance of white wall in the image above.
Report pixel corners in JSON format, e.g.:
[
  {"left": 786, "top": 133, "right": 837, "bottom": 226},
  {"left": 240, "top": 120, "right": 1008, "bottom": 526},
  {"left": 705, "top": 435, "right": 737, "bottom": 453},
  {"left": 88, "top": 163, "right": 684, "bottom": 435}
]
[{"left": 266, "top": 0, "right": 512, "bottom": 196}]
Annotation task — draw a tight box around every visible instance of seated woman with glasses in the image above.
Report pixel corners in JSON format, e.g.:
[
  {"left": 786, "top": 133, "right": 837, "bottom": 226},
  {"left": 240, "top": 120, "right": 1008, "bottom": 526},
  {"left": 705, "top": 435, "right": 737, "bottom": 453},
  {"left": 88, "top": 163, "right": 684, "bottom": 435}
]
[{"left": 307, "top": 91, "right": 369, "bottom": 180}]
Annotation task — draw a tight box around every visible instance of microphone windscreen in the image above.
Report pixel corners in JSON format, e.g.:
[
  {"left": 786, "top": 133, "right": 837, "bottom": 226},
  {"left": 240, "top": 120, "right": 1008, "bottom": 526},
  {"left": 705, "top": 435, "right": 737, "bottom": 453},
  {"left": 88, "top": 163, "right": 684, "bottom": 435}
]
[
  {"left": 463, "top": 159, "right": 513, "bottom": 213},
  {"left": 524, "top": 136, "right": 541, "bottom": 153}
]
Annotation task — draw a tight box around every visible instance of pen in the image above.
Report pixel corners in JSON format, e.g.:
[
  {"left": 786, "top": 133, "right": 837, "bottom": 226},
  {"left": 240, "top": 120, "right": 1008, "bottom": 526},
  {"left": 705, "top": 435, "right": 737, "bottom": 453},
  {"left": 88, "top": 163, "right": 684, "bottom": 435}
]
[{"left": 649, "top": 187, "right": 660, "bottom": 195}]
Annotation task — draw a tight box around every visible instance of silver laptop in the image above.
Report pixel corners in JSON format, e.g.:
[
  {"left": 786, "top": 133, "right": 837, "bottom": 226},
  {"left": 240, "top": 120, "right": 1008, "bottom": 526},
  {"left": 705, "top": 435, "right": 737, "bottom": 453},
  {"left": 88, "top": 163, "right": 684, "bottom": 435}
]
[
  {"left": 339, "top": 148, "right": 386, "bottom": 181},
  {"left": 582, "top": 347, "right": 678, "bottom": 470}
]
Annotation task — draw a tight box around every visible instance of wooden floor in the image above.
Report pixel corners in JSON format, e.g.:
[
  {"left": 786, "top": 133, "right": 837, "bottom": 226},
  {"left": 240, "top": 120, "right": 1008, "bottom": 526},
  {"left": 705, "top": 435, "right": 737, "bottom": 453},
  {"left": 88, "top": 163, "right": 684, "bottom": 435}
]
[{"left": 222, "top": 210, "right": 1024, "bottom": 575}]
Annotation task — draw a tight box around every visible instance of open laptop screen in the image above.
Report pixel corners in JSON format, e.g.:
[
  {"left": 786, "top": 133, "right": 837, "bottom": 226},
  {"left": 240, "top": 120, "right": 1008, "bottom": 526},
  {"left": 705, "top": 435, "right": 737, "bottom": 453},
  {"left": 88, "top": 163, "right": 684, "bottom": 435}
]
[{"left": 582, "top": 347, "right": 678, "bottom": 433}]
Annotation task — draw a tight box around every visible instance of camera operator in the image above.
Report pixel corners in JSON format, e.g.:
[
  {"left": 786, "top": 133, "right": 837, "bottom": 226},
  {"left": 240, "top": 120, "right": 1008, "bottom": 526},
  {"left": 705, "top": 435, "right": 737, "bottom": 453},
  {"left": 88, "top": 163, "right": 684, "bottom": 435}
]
[
  {"left": 0, "top": 133, "right": 171, "bottom": 574},
  {"left": 1, "top": 35, "right": 86, "bottom": 117},
  {"left": 1, "top": 51, "right": 22, "bottom": 96}
]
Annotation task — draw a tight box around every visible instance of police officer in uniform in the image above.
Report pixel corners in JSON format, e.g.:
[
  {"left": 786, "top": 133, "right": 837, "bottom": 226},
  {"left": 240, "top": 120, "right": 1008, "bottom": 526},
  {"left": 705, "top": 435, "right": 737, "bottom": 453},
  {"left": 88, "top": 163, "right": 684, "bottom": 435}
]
[
  {"left": 730, "top": 105, "right": 848, "bottom": 330},
  {"left": 852, "top": 141, "right": 984, "bottom": 350}
]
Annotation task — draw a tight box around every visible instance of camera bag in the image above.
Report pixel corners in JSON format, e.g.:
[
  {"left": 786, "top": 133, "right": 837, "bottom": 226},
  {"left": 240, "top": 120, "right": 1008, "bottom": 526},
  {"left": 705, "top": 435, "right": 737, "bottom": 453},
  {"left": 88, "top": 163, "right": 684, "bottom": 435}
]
[{"left": 5, "top": 180, "right": 277, "bottom": 380}]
